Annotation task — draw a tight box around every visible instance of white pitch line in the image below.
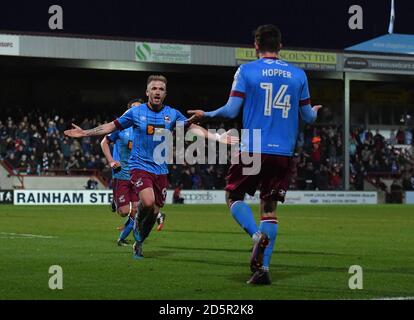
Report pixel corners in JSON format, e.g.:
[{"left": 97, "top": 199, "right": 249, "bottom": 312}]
[
  {"left": 0, "top": 232, "right": 57, "bottom": 239},
  {"left": 372, "top": 297, "right": 414, "bottom": 300}
]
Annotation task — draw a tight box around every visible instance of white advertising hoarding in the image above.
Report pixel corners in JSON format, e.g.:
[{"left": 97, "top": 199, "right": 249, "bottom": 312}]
[
  {"left": 13, "top": 190, "right": 377, "bottom": 205},
  {"left": 406, "top": 192, "right": 414, "bottom": 204},
  {"left": 14, "top": 190, "right": 113, "bottom": 205},
  {"left": 0, "top": 35, "right": 19, "bottom": 56},
  {"left": 245, "top": 191, "right": 378, "bottom": 205},
  {"left": 135, "top": 42, "right": 191, "bottom": 64}
]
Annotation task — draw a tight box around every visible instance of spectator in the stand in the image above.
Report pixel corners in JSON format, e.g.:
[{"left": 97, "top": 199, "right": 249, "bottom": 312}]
[
  {"left": 329, "top": 167, "right": 342, "bottom": 190},
  {"left": 396, "top": 128, "right": 405, "bottom": 144},
  {"left": 391, "top": 160, "right": 399, "bottom": 174},
  {"left": 214, "top": 169, "right": 226, "bottom": 190},
  {"left": 303, "top": 162, "right": 315, "bottom": 190},
  {"left": 70, "top": 139, "right": 81, "bottom": 153},
  {"left": 327, "top": 138, "right": 337, "bottom": 164},
  {"left": 361, "top": 145, "right": 371, "bottom": 167},
  {"left": 17, "top": 154, "right": 28, "bottom": 172},
  {"left": 168, "top": 164, "right": 181, "bottom": 188},
  {"left": 173, "top": 184, "right": 185, "bottom": 204},
  {"left": 42, "top": 152, "right": 49, "bottom": 173},
  {"left": 67, "top": 155, "right": 80, "bottom": 172},
  {"left": 180, "top": 167, "right": 192, "bottom": 189},
  {"left": 405, "top": 128, "right": 413, "bottom": 145},
  {"left": 310, "top": 136, "right": 321, "bottom": 169},
  {"left": 389, "top": 179, "right": 403, "bottom": 203},
  {"left": 190, "top": 167, "right": 202, "bottom": 189},
  {"left": 78, "top": 156, "right": 87, "bottom": 170},
  {"left": 85, "top": 176, "right": 98, "bottom": 190},
  {"left": 389, "top": 129, "right": 396, "bottom": 144},
  {"left": 296, "top": 131, "right": 304, "bottom": 149},
  {"left": 374, "top": 130, "right": 384, "bottom": 151},
  {"left": 61, "top": 139, "right": 71, "bottom": 160},
  {"left": 349, "top": 137, "right": 357, "bottom": 157},
  {"left": 315, "top": 164, "right": 329, "bottom": 190},
  {"left": 203, "top": 165, "right": 215, "bottom": 190},
  {"left": 47, "top": 121, "right": 58, "bottom": 135},
  {"left": 56, "top": 117, "right": 66, "bottom": 133},
  {"left": 82, "top": 136, "right": 92, "bottom": 154},
  {"left": 6, "top": 152, "right": 19, "bottom": 168}
]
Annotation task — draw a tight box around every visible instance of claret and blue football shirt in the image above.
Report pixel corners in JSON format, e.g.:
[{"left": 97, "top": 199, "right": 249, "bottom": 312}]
[{"left": 114, "top": 103, "right": 188, "bottom": 175}]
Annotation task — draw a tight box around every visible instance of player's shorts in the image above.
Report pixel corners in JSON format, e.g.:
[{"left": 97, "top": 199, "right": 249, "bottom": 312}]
[
  {"left": 225, "top": 153, "right": 295, "bottom": 203},
  {"left": 112, "top": 178, "right": 139, "bottom": 209},
  {"left": 130, "top": 169, "right": 168, "bottom": 208}
]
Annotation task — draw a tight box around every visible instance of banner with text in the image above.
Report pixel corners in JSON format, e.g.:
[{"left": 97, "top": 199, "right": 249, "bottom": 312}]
[
  {"left": 246, "top": 191, "right": 378, "bottom": 205},
  {"left": 13, "top": 190, "right": 377, "bottom": 205},
  {"left": 0, "top": 35, "right": 19, "bottom": 56},
  {"left": 344, "top": 54, "right": 414, "bottom": 75},
  {"left": 236, "top": 48, "right": 338, "bottom": 71},
  {"left": 14, "top": 190, "right": 113, "bottom": 205},
  {"left": 135, "top": 42, "right": 191, "bottom": 64}
]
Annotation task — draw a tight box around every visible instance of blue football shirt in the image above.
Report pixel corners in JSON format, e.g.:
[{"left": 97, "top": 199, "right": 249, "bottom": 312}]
[
  {"left": 114, "top": 103, "right": 188, "bottom": 175},
  {"left": 231, "top": 57, "right": 312, "bottom": 156},
  {"left": 106, "top": 127, "right": 134, "bottom": 181}
]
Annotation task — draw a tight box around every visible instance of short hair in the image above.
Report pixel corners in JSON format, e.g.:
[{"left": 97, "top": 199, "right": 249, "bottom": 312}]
[
  {"left": 147, "top": 75, "right": 167, "bottom": 86},
  {"left": 254, "top": 24, "right": 282, "bottom": 53},
  {"left": 127, "top": 98, "right": 144, "bottom": 109}
]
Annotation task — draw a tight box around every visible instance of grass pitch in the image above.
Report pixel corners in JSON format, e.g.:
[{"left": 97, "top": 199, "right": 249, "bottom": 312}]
[{"left": 0, "top": 204, "right": 413, "bottom": 300}]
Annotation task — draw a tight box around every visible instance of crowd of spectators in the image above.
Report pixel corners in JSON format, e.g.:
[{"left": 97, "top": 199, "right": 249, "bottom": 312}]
[
  {"left": 1, "top": 107, "right": 413, "bottom": 192},
  {"left": 0, "top": 109, "right": 113, "bottom": 184},
  {"left": 292, "top": 125, "right": 344, "bottom": 190},
  {"left": 349, "top": 127, "right": 414, "bottom": 191}
]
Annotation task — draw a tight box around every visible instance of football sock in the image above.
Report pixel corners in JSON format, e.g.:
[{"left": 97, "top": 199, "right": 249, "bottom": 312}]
[
  {"left": 141, "top": 210, "right": 157, "bottom": 242},
  {"left": 259, "top": 217, "right": 278, "bottom": 270},
  {"left": 119, "top": 217, "right": 134, "bottom": 240},
  {"left": 230, "top": 201, "right": 258, "bottom": 237}
]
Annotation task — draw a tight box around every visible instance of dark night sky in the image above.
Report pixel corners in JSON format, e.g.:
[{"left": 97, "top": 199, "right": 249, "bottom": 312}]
[{"left": 1, "top": 0, "right": 413, "bottom": 50}]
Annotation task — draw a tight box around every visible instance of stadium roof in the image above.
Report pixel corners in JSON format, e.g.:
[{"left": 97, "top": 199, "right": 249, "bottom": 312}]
[{"left": 346, "top": 34, "right": 414, "bottom": 55}]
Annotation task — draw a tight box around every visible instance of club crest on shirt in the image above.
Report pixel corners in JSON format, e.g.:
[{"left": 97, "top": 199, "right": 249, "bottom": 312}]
[
  {"left": 146, "top": 124, "right": 165, "bottom": 135},
  {"left": 164, "top": 115, "right": 171, "bottom": 123}
]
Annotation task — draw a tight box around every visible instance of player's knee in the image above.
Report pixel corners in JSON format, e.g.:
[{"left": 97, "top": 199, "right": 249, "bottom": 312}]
[
  {"left": 141, "top": 198, "right": 155, "bottom": 210},
  {"left": 226, "top": 191, "right": 244, "bottom": 208}
]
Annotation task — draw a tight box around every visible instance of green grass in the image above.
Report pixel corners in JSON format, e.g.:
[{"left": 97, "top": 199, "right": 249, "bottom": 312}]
[{"left": 0, "top": 204, "right": 413, "bottom": 300}]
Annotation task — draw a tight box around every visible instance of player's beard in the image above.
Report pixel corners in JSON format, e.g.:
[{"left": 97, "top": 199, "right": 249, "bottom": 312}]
[{"left": 149, "top": 97, "right": 163, "bottom": 111}]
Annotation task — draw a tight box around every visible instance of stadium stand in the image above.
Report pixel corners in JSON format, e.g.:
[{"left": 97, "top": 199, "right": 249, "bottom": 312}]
[{"left": 1, "top": 106, "right": 413, "bottom": 193}]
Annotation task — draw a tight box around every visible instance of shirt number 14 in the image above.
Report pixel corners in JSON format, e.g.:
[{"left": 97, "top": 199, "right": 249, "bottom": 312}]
[{"left": 260, "top": 83, "right": 291, "bottom": 118}]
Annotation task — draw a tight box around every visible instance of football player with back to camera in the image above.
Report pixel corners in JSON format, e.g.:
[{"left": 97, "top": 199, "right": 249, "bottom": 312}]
[{"left": 188, "top": 25, "right": 322, "bottom": 285}]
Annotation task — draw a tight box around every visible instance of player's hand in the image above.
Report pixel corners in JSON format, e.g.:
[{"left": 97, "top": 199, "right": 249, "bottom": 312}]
[
  {"left": 64, "top": 123, "right": 86, "bottom": 138},
  {"left": 110, "top": 161, "right": 121, "bottom": 169},
  {"left": 312, "top": 105, "right": 323, "bottom": 113},
  {"left": 216, "top": 130, "right": 240, "bottom": 145},
  {"left": 187, "top": 110, "right": 205, "bottom": 124},
  {"left": 110, "top": 161, "right": 122, "bottom": 173}
]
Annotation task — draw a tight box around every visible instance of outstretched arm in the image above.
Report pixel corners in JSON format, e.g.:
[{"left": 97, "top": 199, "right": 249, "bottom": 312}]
[
  {"left": 187, "top": 124, "right": 239, "bottom": 145},
  {"left": 100, "top": 136, "right": 120, "bottom": 170},
  {"left": 300, "top": 105, "right": 323, "bottom": 123},
  {"left": 187, "top": 96, "right": 244, "bottom": 124},
  {"left": 64, "top": 122, "right": 117, "bottom": 138}
]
